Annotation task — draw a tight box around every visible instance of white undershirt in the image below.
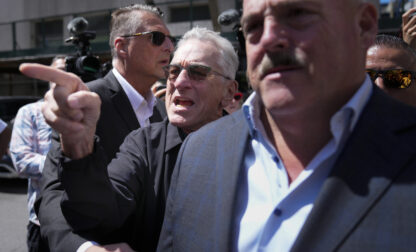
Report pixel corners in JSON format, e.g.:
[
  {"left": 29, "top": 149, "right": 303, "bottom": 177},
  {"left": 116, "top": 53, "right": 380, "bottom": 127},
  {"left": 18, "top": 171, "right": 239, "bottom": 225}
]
[{"left": 112, "top": 68, "right": 156, "bottom": 128}]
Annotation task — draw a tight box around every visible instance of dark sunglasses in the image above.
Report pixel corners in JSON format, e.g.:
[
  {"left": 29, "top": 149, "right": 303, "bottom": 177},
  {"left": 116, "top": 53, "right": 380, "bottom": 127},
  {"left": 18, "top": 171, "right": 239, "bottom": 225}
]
[
  {"left": 366, "top": 69, "right": 416, "bottom": 89},
  {"left": 121, "top": 31, "right": 176, "bottom": 46},
  {"left": 163, "top": 64, "right": 231, "bottom": 81}
]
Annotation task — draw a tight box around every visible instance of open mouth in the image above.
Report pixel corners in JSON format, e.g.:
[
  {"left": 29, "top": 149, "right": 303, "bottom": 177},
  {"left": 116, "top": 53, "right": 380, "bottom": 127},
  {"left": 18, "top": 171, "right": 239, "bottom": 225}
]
[{"left": 174, "top": 97, "right": 194, "bottom": 107}]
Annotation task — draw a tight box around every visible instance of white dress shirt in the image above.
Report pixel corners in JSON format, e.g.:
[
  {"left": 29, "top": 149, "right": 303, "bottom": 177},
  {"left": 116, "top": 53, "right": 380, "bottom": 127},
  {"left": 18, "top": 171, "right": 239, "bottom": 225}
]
[
  {"left": 237, "top": 76, "right": 373, "bottom": 252},
  {"left": 112, "top": 68, "right": 156, "bottom": 128}
]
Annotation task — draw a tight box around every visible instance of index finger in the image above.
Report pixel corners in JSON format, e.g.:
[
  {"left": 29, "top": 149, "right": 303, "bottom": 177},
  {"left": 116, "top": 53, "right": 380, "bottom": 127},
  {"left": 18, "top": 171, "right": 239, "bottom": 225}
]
[{"left": 19, "top": 63, "right": 88, "bottom": 92}]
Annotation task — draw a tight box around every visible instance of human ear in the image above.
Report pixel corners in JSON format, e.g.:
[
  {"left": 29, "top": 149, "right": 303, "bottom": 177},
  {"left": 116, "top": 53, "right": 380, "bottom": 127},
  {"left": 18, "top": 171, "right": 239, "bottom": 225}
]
[
  {"left": 357, "top": 3, "right": 378, "bottom": 50},
  {"left": 221, "top": 79, "right": 238, "bottom": 108},
  {"left": 114, "top": 37, "right": 129, "bottom": 58}
]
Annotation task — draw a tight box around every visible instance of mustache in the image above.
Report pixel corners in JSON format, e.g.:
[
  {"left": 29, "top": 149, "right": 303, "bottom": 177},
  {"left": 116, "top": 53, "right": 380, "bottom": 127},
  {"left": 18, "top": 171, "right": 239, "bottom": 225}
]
[{"left": 258, "top": 51, "right": 305, "bottom": 78}]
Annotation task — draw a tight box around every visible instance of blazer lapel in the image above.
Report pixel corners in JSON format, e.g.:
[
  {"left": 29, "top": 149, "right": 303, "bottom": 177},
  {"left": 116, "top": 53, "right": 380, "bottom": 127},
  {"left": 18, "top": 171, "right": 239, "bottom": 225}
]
[
  {"left": 212, "top": 111, "right": 251, "bottom": 250},
  {"left": 105, "top": 72, "right": 140, "bottom": 131},
  {"left": 150, "top": 99, "right": 167, "bottom": 123},
  {"left": 291, "top": 88, "right": 416, "bottom": 251}
]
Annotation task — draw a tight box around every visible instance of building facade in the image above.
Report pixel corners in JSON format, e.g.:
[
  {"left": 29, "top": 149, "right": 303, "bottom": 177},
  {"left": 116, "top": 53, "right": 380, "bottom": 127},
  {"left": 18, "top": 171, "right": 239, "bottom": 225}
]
[
  {"left": 0, "top": 0, "right": 413, "bottom": 96},
  {"left": 0, "top": 0, "right": 240, "bottom": 96}
]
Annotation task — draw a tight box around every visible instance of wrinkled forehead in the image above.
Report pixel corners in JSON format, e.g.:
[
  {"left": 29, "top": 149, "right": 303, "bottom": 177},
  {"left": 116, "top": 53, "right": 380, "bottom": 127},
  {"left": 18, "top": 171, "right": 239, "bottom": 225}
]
[
  {"left": 172, "top": 39, "right": 222, "bottom": 68},
  {"left": 241, "top": 0, "right": 351, "bottom": 19}
]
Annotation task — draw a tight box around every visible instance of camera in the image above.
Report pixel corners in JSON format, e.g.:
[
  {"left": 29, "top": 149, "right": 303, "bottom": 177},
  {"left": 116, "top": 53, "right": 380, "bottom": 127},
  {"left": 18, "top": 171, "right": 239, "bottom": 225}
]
[
  {"left": 218, "top": 9, "right": 251, "bottom": 95},
  {"left": 65, "top": 17, "right": 103, "bottom": 82}
]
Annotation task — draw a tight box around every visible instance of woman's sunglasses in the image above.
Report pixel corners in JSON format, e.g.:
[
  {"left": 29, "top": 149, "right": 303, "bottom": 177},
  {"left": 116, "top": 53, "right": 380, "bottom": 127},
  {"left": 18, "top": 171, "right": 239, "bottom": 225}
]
[
  {"left": 121, "top": 31, "right": 176, "bottom": 46},
  {"left": 163, "top": 64, "right": 231, "bottom": 81},
  {"left": 366, "top": 69, "right": 416, "bottom": 89}
]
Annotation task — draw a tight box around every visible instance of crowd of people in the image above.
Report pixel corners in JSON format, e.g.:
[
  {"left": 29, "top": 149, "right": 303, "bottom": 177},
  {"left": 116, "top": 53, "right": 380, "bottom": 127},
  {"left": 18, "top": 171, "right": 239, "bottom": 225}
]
[{"left": 3, "top": 0, "right": 416, "bottom": 251}]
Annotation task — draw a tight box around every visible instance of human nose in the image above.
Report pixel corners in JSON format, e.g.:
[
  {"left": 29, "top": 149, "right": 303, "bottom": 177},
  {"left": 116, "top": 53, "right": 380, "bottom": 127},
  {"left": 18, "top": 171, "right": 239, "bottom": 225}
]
[
  {"left": 172, "top": 68, "right": 192, "bottom": 89},
  {"left": 163, "top": 37, "right": 174, "bottom": 53},
  {"left": 374, "top": 76, "right": 385, "bottom": 89},
  {"left": 260, "top": 17, "right": 289, "bottom": 51}
]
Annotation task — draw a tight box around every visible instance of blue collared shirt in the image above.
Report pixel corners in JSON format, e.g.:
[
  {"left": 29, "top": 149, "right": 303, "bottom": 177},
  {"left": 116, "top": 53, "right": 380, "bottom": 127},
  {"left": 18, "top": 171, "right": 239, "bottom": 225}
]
[
  {"left": 9, "top": 101, "right": 52, "bottom": 225},
  {"left": 236, "top": 76, "right": 373, "bottom": 251}
]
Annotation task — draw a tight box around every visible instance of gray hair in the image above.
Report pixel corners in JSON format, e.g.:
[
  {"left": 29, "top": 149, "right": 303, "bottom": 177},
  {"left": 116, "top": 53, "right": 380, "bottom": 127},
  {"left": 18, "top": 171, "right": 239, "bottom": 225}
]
[
  {"left": 109, "top": 4, "right": 162, "bottom": 58},
  {"left": 177, "top": 27, "right": 239, "bottom": 80}
]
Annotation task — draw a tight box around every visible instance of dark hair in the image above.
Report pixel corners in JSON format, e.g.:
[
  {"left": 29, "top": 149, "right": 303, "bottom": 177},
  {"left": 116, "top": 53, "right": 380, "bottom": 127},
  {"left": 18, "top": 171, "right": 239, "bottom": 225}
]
[
  {"left": 373, "top": 34, "right": 416, "bottom": 59},
  {"left": 109, "top": 4, "right": 163, "bottom": 58}
]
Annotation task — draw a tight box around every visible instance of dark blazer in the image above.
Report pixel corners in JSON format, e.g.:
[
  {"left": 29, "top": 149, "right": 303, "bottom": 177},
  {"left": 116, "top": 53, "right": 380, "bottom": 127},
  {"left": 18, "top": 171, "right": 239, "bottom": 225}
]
[
  {"left": 157, "top": 87, "right": 416, "bottom": 252},
  {"left": 35, "top": 71, "right": 167, "bottom": 252},
  {"left": 59, "top": 119, "right": 185, "bottom": 251}
]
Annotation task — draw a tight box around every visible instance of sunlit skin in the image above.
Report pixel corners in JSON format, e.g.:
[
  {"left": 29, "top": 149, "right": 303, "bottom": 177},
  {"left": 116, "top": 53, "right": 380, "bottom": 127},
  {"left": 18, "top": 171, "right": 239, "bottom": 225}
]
[
  {"left": 113, "top": 11, "right": 174, "bottom": 95},
  {"left": 165, "top": 39, "right": 236, "bottom": 133},
  {"left": 366, "top": 46, "right": 416, "bottom": 107},
  {"left": 241, "top": 0, "right": 377, "bottom": 182}
]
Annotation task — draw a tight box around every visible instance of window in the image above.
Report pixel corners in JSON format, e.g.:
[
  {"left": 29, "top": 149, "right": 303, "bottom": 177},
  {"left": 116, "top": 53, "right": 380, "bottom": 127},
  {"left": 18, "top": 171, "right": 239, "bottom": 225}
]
[
  {"left": 35, "top": 19, "right": 63, "bottom": 48},
  {"left": 170, "top": 4, "right": 211, "bottom": 23}
]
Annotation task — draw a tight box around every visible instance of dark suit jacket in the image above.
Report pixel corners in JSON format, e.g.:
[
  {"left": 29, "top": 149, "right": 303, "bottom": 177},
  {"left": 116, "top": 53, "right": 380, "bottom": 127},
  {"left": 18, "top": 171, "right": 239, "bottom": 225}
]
[
  {"left": 157, "top": 87, "right": 416, "bottom": 252},
  {"left": 35, "top": 71, "right": 167, "bottom": 252},
  {"left": 59, "top": 119, "right": 185, "bottom": 251}
]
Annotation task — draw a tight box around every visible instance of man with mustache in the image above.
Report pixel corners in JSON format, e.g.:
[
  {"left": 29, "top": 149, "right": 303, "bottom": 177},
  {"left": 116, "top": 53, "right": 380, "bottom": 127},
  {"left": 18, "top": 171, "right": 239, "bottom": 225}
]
[
  {"left": 27, "top": 4, "right": 172, "bottom": 252},
  {"left": 20, "top": 27, "right": 238, "bottom": 251},
  {"left": 157, "top": 0, "right": 416, "bottom": 251}
]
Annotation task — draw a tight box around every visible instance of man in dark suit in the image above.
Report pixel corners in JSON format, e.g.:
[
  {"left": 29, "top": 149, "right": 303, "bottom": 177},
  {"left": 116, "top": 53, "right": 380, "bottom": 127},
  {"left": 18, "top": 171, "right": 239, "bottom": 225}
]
[
  {"left": 157, "top": 0, "right": 416, "bottom": 251},
  {"left": 20, "top": 4, "right": 172, "bottom": 252},
  {"left": 21, "top": 27, "right": 238, "bottom": 251}
]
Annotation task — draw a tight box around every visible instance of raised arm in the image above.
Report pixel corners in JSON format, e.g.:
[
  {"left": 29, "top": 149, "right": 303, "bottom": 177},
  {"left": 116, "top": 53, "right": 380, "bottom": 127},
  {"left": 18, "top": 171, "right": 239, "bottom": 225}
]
[{"left": 20, "top": 63, "right": 100, "bottom": 159}]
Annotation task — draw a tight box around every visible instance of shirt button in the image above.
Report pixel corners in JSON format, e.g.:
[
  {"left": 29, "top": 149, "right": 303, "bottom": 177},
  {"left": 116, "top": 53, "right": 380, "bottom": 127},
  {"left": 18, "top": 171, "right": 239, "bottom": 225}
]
[{"left": 274, "top": 208, "right": 282, "bottom": 216}]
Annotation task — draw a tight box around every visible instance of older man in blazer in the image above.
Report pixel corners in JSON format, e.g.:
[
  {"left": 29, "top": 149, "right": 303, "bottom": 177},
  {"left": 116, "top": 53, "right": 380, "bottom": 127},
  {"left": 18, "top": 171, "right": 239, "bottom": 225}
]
[
  {"left": 22, "top": 4, "right": 172, "bottom": 252},
  {"left": 22, "top": 27, "right": 238, "bottom": 251},
  {"left": 157, "top": 0, "right": 416, "bottom": 251}
]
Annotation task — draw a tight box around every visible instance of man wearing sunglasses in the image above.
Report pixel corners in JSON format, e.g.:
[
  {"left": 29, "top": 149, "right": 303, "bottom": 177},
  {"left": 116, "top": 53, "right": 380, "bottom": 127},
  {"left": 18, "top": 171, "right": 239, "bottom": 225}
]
[
  {"left": 20, "top": 27, "right": 238, "bottom": 252},
  {"left": 157, "top": 0, "right": 416, "bottom": 251},
  {"left": 24, "top": 4, "right": 173, "bottom": 252},
  {"left": 366, "top": 34, "right": 416, "bottom": 107}
]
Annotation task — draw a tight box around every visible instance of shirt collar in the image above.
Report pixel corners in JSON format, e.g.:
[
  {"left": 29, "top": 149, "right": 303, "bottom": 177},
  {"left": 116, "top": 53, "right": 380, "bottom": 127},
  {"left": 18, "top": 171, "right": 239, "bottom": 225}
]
[
  {"left": 112, "top": 68, "right": 156, "bottom": 112},
  {"left": 165, "top": 120, "right": 188, "bottom": 153},
  {"left": 243, "top": 75, "right": 373, "bottom": 141}
]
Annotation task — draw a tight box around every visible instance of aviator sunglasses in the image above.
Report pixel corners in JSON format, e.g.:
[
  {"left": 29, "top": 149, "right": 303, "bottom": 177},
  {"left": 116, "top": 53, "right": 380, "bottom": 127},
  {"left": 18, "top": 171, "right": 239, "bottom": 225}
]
[
  {"left": 121, "top": 31, "right": 176, "bottom": 46},
  {"left": 366, "top": 69, "right": 416, "bottom": 89},
  {"left": 163, "top": 64, "right": 231, "bottom": 81}
]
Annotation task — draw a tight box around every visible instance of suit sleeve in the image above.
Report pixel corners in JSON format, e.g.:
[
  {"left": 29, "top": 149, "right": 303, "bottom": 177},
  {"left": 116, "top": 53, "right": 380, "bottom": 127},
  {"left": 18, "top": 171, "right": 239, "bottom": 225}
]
[
  {"left": 59, "top": 130, "right": 147, "bottom": 243},
  {"left": 35, "top": 131, "right": 89, "bottom": 252}
]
